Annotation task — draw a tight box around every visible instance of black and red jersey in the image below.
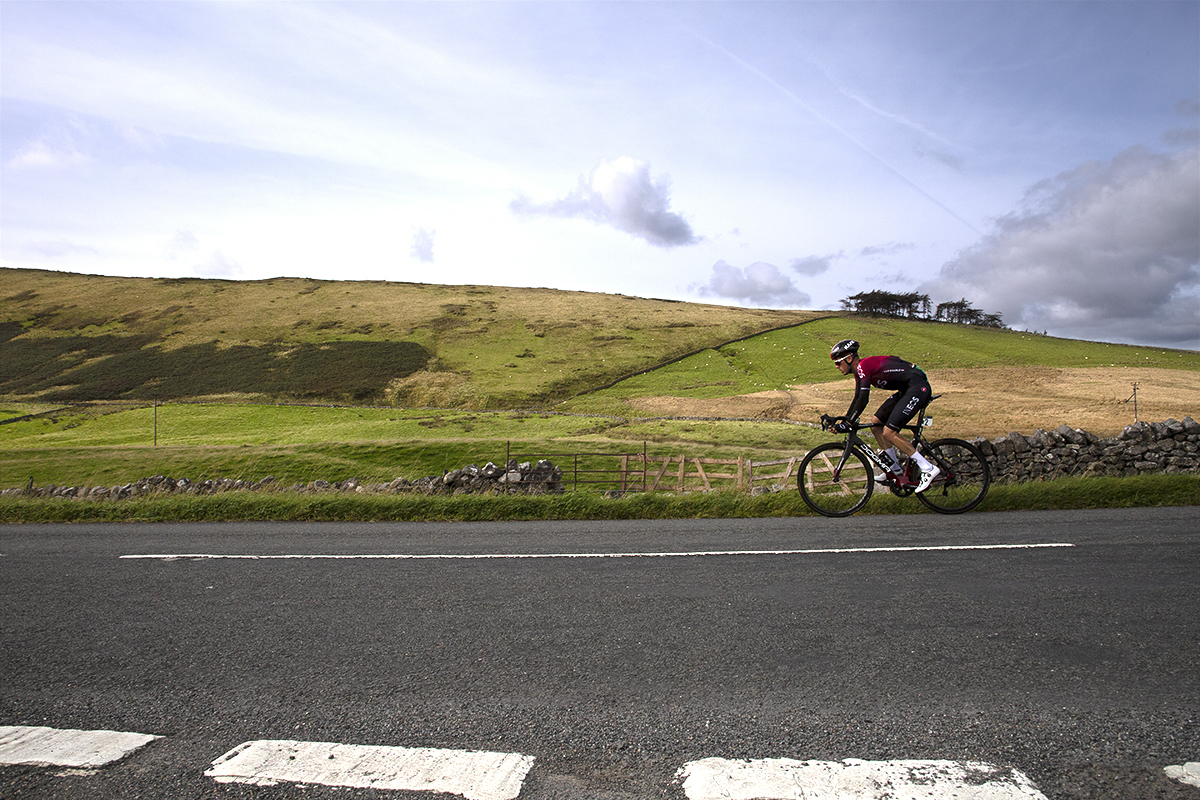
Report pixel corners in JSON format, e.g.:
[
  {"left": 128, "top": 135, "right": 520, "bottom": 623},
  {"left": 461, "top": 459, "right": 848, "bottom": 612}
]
[{"left": 846, "top": 355, "right": 928, "bottom": 421}]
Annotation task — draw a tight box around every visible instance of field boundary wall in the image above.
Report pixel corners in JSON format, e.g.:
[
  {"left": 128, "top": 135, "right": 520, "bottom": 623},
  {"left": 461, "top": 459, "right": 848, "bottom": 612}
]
[
  {"left": 968, "top": 417, "right": 1199, "bottom": 485},
  {"left": 4, "top": 419, "right": 1196, "bottom": 500}
]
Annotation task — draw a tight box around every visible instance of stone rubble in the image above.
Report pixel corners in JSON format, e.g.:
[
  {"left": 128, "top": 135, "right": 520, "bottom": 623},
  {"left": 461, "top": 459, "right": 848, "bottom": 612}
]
[{"left": 3, "top": 459, "right": 565, "bottom": 500}]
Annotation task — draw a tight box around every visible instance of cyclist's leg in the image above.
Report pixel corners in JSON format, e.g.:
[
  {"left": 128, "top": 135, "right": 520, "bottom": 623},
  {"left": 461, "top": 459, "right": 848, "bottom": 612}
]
[
  {"left": 880, "top": 386, "right": 929, "bottom": 445},
  {"left": 881, "top": 383, "right": 936, "bottom": 487},
  {"left": 870, "top": 394, "right": 905, "bottom": 473}
]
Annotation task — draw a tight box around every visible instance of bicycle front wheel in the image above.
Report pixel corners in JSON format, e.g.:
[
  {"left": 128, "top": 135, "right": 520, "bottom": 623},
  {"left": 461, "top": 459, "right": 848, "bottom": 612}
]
[
  {"left": 798, "top": 442, "right": 874, "bottom": 517},
  {"left": 916, "top": 437, "right": 990, "bottom": 514}
]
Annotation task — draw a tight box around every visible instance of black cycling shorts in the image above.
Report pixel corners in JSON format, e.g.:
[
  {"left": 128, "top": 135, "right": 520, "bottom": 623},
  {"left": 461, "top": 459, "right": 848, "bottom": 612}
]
[{"left": 873, "top": 382, "right": 932, "bottom": 431}]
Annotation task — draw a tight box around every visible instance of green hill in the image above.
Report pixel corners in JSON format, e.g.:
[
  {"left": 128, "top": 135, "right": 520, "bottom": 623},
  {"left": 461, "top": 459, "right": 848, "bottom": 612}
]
[
  {"left": 0, "top": 268, "right": 820, "bottom": 408},
  {"left": 2, "top": 267, "right": 1196, "bottom": 417},
  {"left": 590, "top": 315, "right": 1198, "bottom": 400}
]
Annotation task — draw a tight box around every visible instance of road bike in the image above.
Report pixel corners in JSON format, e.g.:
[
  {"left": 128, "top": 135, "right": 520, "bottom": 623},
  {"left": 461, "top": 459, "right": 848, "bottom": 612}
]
[{"left": 797, "top": 396, "right": 990, "bottom": 517}]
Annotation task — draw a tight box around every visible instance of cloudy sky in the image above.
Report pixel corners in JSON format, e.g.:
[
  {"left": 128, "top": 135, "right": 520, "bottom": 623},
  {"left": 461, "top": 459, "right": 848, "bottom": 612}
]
[{"left": 2, "top": 1, "right": 1197, "bottom": 348}]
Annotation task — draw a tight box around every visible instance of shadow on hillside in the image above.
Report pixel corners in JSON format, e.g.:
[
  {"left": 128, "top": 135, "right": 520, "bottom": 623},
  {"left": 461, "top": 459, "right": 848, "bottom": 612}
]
[{"left": 0, "top": 337, "right": 431, "bottom": 402}]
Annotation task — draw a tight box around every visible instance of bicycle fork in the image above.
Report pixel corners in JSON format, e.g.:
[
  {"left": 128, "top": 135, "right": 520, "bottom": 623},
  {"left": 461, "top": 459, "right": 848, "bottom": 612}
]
[
  {"left": 835, "top": 437, "right": 886, "bottom": 484},
  {"left": 830, "top": 439, "right": 861, "bottom": 482}
]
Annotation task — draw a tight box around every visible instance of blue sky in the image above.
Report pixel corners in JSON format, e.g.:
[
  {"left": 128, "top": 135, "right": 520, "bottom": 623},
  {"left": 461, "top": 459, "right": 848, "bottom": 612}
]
[{"left": 2, "top": 1, "right": 1197, "bottom": 348}]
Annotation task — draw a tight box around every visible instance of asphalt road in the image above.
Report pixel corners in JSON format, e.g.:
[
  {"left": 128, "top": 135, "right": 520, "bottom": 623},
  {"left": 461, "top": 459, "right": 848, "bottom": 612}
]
[{"left": 2, "top": 507, "right": 1198, "bottom": 799}]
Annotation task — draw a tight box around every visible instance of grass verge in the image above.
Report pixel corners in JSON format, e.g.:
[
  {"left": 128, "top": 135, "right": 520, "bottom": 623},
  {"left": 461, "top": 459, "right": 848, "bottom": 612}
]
[
  {"left": 0, "top": 402, "right": 825, "bottom": 489},
  {"left": 0, "top": 474, "right": 1194, "bottom": 524}
]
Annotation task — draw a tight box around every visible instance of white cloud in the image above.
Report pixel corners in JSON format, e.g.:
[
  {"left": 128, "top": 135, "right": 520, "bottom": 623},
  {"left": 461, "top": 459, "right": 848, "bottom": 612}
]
[
  {"left": 859, "top": 242, "right": 915, "bottom": 259},
  {"left": 167, "top": 233, "right": 241, "bottom": 281},
  {"left": 1, "top": 15, "right": 522, "bottom": 191},
  {"left": 928, "top": 143, "right": 1200, "bottom": 347},
  {"left": 16, "top": 239, "right": 101, "bottom": 259},
  {"left": 165, "top": 230, "right": 201, "bottom": 260},
  {"left": 511, "top": 157, "right": 700, "bottom": 248},
  {"left": 695, "top": 260, "right": 811, "bottom": 307},
  {"left": 410, "top": 227, "right": 435, "bottom": 263},
  {"left": 790, "top": 254, "right": 837, "bottom": 276},
  {"left": 192, "top": 251, "right": 242, "bottom": 279},
  {"left": 6, "top": 140, "right": 88, "bottom": 169}
]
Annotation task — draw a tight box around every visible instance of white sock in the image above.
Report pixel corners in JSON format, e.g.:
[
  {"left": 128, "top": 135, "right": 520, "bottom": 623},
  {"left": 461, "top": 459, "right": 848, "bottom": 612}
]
[
  {"left": 912, "top": 451, "right": 934, "bottom": 472},
  {"left": 884, "top": 448, "right": 903, "bottom": 472}
]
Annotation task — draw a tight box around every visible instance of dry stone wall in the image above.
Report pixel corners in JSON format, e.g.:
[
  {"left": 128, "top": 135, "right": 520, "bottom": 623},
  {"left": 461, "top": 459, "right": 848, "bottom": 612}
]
[
  {"left": 4, "top": 419, "right": 1197, "bottom": 500},
  {"left": 968, "top": 418, "right": 1200, "bottom": 484}
]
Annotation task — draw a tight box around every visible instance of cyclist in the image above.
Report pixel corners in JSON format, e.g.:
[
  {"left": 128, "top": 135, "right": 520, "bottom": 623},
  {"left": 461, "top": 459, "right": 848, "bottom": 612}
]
[{"left": 827, "top": 339, "right": 940, "bottom": 492}]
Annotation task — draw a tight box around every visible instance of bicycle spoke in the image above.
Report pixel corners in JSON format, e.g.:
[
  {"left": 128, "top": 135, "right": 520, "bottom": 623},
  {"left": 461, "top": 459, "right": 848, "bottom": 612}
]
[
  {"left": 916, "top": 438, "right": 990, "bottom": 514},
  {"left": 799, "top": 443, "right": 874, "bottom": 517}
]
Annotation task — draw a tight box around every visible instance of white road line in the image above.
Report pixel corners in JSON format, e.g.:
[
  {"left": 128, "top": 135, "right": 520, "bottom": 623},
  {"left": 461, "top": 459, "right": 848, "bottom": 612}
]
[
  {"left": 1165, "top": 762, "right": 1200, "bottom": 787},
  {"left": 0, "top": 725, "right": 160, "bottom": 768},
  {"left": 677, "top": 757, "right": 1049, "bottom": 800},
  {"left": 205, "top": 739, "right": 534, "bottom": 800},
  {"left": 121, "top": 543, "right": 1074, "bottom": 560}
]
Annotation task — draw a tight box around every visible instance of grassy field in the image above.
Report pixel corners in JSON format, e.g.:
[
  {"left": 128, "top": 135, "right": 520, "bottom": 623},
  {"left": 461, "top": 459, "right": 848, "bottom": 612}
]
[
  {"left": 565, "top": 317, "right": 1200, "bottom": 437},
  {"left": 570, "top": 316, "right": 1198, "bottom": 404},
  {"left": 0, "top": 402, "right": 823, "bottom": 488},
  {"left": 1, "top": 267, "right": 820, "bottom": 408},
  {"left": 3, "top": 269, "right": 1197, "bottom": 515}
]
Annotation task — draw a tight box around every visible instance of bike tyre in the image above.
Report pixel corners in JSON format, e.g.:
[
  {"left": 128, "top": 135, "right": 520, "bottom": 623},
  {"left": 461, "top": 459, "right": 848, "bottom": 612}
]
[
  {"left": 916, "top": 437, "right": 990, "bottom": 514},
  {"left": 798, "top": 442, "right": 875, "bottom": 517}
]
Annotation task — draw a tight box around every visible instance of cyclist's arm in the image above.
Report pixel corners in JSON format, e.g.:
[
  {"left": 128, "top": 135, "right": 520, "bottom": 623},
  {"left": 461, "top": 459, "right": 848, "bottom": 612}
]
[{"left": 844, "top": 375, "right": 870, "bottom": 423}]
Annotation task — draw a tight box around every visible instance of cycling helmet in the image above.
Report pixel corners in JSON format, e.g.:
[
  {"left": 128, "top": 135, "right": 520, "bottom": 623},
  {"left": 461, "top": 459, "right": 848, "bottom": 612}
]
[{"left": 830, "top": 339, "right": 859, "bottom": 362}]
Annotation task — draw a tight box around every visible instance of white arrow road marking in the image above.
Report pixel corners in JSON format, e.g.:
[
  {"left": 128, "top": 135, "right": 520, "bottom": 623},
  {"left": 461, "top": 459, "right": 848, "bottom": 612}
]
[
  {"left": 1165, "top": 762, "right": 1200, "bottom": 787},
  {"left": 205, "top": 739, "right": 535, "bottom": 800},
  {"left": 677, "top": 757, "right": 1049, "bottom": 800},
  {"left": 0, "top": 725, "right": 160, "bottom": 768}
]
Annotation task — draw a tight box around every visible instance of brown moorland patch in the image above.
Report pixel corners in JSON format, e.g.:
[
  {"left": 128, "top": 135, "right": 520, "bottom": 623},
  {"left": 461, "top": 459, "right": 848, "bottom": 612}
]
[{"left": 629, "top": 367, "right": 1200, "bottom": 439}]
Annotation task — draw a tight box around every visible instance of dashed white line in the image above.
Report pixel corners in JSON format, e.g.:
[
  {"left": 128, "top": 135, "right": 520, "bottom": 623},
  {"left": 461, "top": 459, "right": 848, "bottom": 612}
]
[
  {"left": 0, "top": 725, "right": 160, "bottom": 768},
  {"left": 205, "top": 739, "right": 534, "bottom": 800},
  {"left": 1, "top": 724, "right": 1183, "bottom": 797},
  {"left": 677, "top": 757, "right": 1049, "bottom": 800},
  {"left": 120, "top": 543, "right": 1074, "bottom": 560}
]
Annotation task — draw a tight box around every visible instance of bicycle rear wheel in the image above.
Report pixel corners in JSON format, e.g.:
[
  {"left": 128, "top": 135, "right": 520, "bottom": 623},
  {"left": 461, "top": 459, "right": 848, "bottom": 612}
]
[
  {"left": 798, "top": 442, "right": 874, "bottom": 517},
  {"left": 916, "top": 437, "right": 990, "bottom": 514}
]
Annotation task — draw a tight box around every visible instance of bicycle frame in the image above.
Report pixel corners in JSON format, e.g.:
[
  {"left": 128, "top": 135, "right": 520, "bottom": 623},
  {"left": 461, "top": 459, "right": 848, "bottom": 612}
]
[
  {"left": 823, "top": 404, "right": 936, "bottom": 489},
  {"left": 804, "top": 396, "right": 989, "bottom": 516}
]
